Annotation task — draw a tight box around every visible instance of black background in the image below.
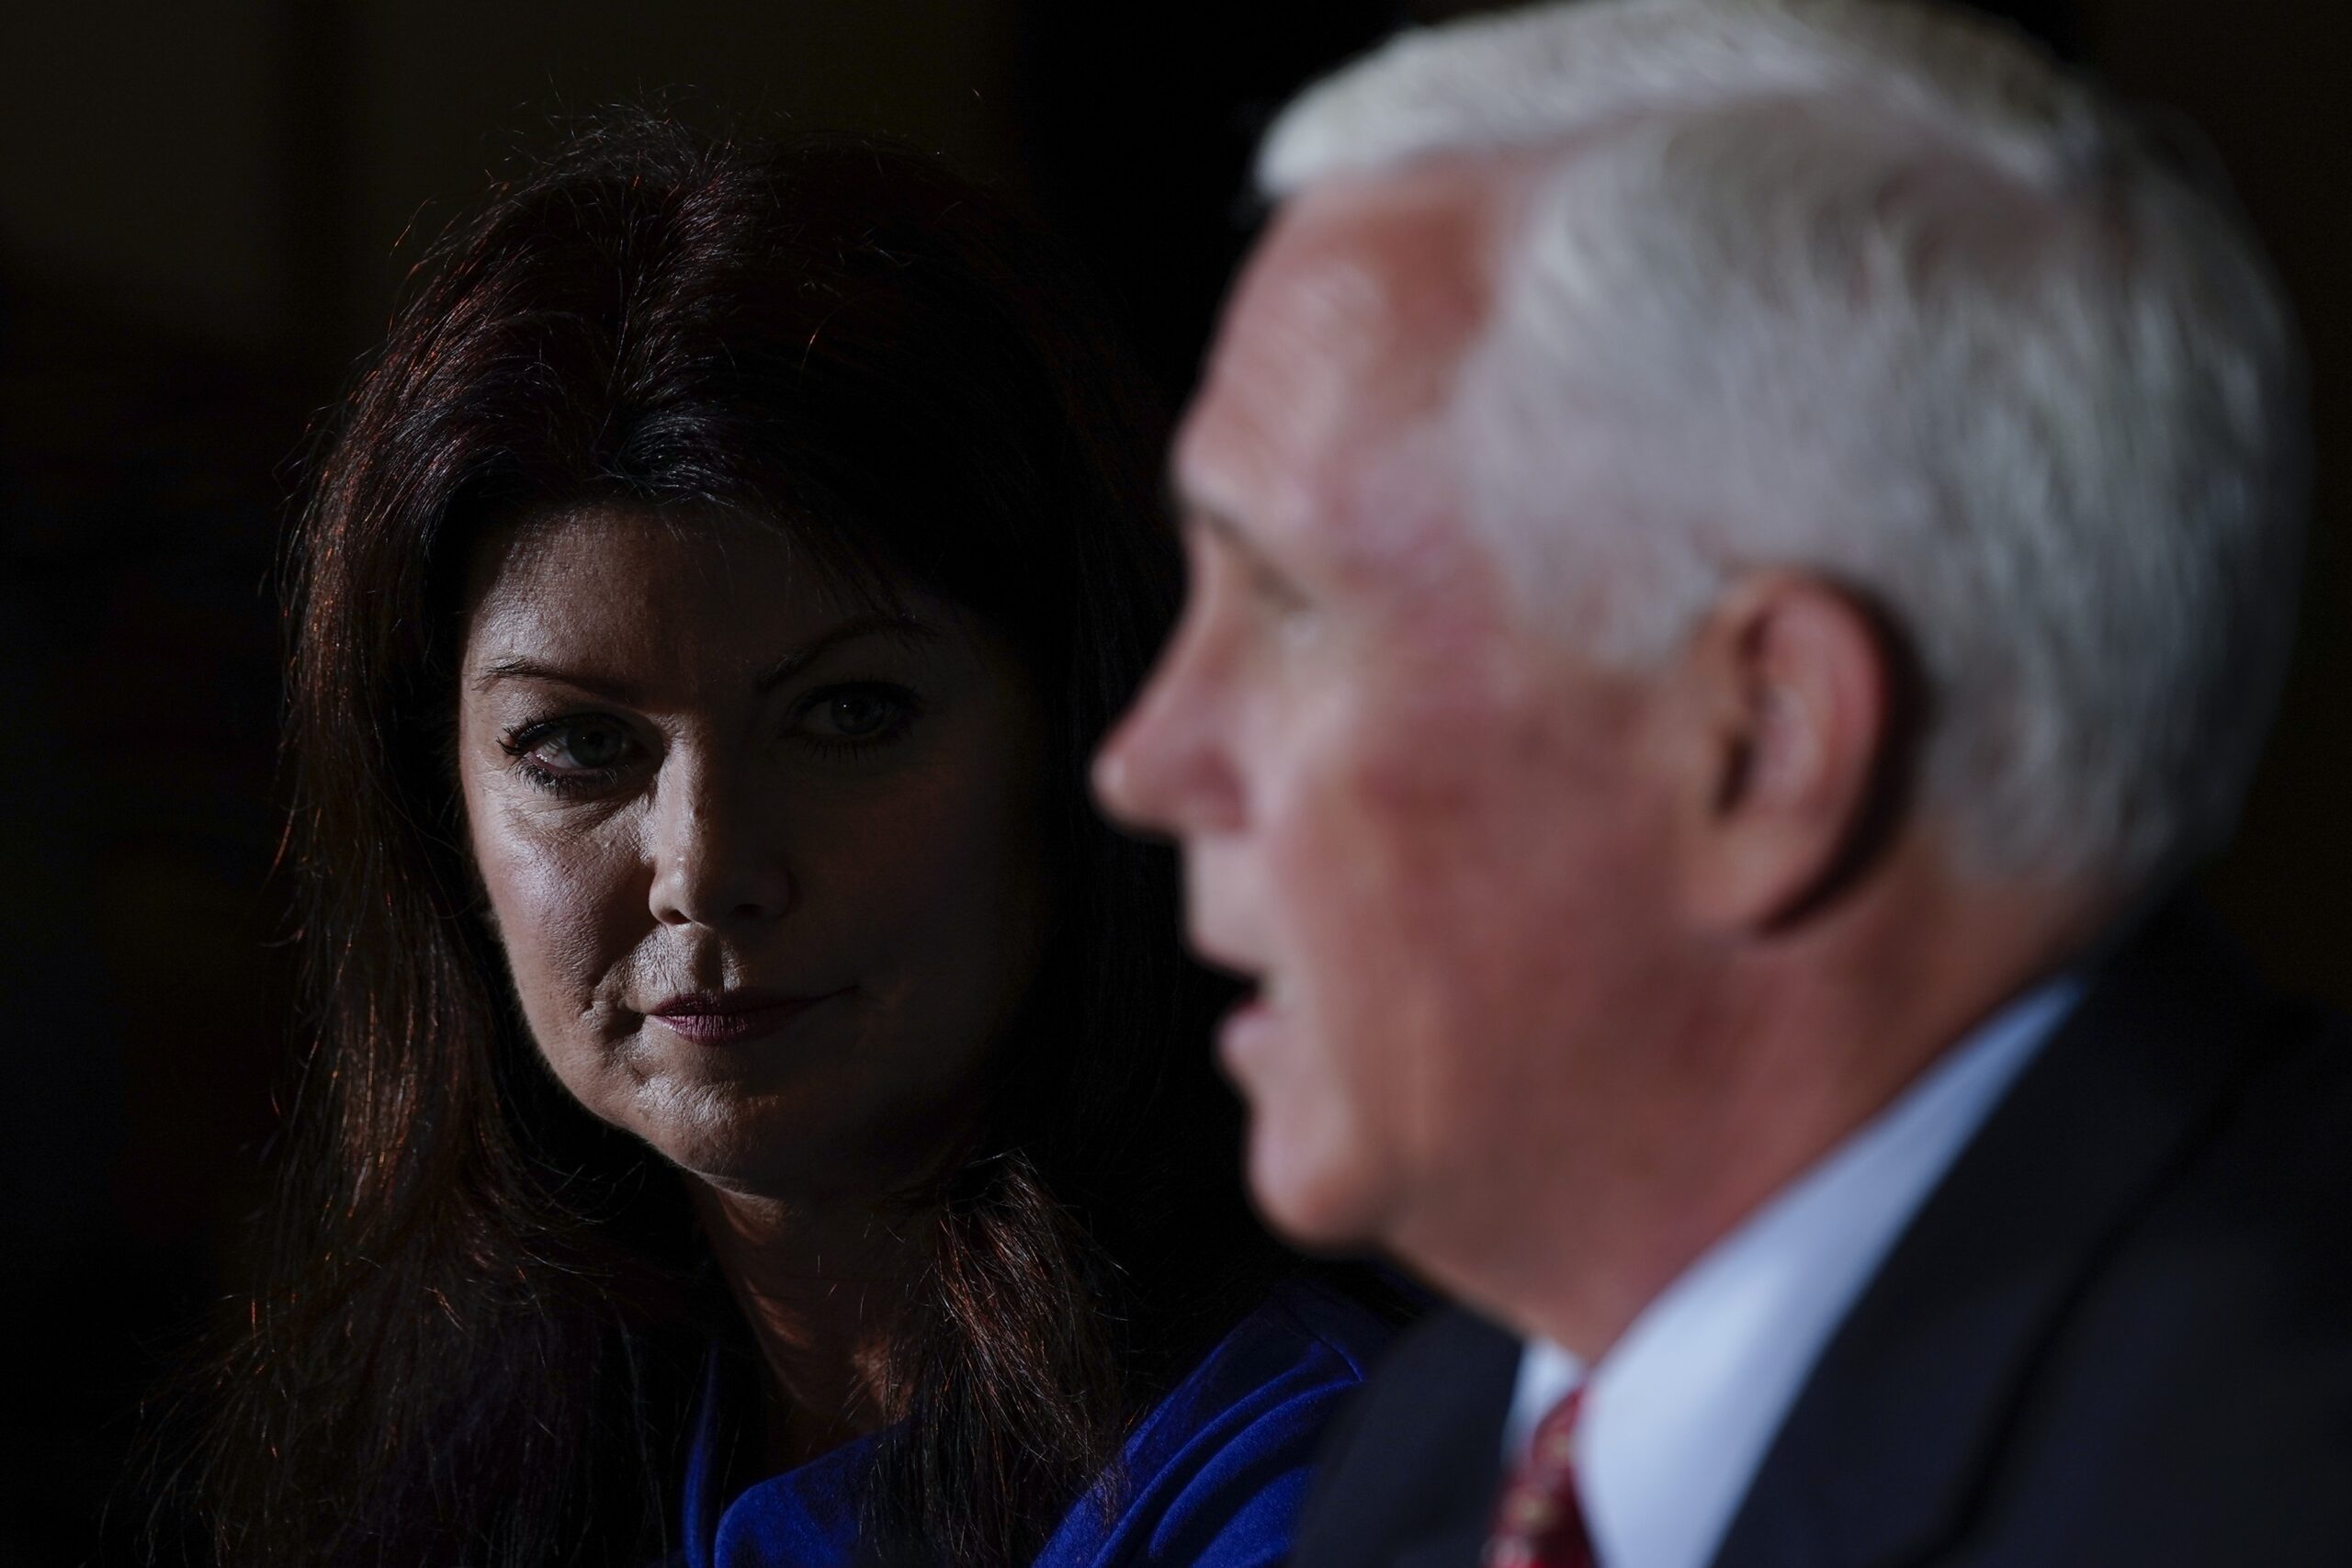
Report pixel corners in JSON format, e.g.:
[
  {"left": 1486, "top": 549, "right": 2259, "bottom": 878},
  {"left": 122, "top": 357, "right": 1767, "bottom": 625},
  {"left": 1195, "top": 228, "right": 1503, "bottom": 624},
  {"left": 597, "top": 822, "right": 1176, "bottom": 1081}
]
[{"left": 0, "top": 1, "right": 2343, "bottom": 1559}]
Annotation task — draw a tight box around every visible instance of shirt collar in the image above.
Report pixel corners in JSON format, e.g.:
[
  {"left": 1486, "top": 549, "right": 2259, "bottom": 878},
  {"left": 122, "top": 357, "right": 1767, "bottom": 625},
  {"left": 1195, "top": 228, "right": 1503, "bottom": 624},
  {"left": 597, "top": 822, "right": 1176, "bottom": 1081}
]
[{"left": 1503, "top": 974, "right": 2085, "bottom": 1568}]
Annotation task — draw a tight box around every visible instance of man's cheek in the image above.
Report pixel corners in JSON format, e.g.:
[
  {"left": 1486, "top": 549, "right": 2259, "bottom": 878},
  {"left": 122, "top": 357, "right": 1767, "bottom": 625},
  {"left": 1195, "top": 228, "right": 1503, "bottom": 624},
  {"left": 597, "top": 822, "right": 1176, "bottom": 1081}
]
[{"left": 1289, "top": 737, "right": 1483, "bottom": 942}]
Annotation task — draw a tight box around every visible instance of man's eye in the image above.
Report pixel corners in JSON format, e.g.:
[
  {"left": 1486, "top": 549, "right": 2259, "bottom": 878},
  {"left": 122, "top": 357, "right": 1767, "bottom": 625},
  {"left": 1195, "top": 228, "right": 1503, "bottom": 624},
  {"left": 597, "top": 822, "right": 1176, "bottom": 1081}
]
[
  {"left": 1247, "top": 558, "right": 1307, "bottom": 614},
  {"left": 1199, "top": 523, "right": 1306, "bottom": 619}
]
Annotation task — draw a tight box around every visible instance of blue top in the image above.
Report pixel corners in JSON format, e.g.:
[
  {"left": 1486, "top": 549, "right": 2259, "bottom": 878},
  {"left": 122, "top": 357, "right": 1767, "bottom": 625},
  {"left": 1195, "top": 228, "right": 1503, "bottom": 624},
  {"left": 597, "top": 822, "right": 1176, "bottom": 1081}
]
[{"left": 676, "top": 1276, "right": 1393, "bottom": 1568}]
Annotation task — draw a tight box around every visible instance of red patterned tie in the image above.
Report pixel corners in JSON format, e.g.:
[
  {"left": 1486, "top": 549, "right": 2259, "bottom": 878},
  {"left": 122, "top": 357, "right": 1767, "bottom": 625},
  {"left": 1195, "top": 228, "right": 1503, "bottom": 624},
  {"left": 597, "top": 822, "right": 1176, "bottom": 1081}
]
[{"left": 1485, "top": 1388, "right": 1596, "bottom": 1568}]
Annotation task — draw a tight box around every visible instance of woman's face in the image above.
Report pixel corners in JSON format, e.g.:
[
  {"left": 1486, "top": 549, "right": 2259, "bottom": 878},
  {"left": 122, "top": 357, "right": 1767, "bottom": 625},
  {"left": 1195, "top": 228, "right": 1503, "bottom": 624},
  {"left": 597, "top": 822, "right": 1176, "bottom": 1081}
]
[{"left": 456, "top": 504, "right": 1050, "bottom": 1201}]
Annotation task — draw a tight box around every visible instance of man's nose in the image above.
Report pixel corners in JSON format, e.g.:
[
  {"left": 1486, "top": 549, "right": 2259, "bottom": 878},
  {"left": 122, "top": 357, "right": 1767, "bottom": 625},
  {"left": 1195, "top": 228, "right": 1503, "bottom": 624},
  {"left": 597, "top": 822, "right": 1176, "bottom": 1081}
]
[
  {"left": 1092, "top": 629, "right": 1247, "bottom": 838},
  {"left": 646, "top": 759, "right": 794, "bottom": 929}
]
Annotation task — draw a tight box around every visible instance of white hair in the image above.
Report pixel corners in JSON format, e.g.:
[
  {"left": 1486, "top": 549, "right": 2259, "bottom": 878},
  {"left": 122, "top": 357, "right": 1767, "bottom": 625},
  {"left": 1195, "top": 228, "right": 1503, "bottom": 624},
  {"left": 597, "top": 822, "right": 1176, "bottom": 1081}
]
[{"left": 1259, "top": 0, "right": 2308, "bottom": 891}]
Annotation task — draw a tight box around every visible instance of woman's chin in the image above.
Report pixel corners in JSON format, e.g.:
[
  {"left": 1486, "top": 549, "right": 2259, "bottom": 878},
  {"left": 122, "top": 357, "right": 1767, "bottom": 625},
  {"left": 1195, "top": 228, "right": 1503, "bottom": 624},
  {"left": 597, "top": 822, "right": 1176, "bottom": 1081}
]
[
  {"left": 635, "top": 1100, "right": 965, "bottom": 1208},
  {"left": 622, "top": 1100, "right": 831, "bottom": 1198},
  {"left": 661, "top": 1140, "right": 841, "bottom": 1203}
]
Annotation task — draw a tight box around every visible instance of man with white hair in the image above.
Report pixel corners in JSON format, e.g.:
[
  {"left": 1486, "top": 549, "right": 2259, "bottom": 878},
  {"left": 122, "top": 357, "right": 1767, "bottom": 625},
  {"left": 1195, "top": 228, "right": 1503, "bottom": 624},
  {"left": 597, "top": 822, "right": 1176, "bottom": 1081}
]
[{"left": 1093, "top": 0, "right": 2347, "bottom": 1563}]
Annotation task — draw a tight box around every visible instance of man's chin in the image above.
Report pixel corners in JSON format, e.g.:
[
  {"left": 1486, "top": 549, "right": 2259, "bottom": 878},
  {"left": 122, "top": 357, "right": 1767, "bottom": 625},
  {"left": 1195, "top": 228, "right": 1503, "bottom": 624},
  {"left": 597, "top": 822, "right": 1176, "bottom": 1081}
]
[{"left": 1242, "top": 1116, "right": 1394, "bottom": 1255}]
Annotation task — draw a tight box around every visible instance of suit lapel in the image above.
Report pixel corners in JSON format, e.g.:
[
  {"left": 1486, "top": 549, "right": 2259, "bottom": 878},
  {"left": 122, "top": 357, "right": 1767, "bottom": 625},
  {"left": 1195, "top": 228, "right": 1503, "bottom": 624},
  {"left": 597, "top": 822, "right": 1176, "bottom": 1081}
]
[
  {"left": 1710, "top": 904, "right": 2286, "bottom": 1568},
  {"left": 1294, "top": 1304, "right": 1520, "bottom": 1568},
  {"left": 1393, "top": 1523, "right": 1500, "bottom": 1568},
  {"left": 1383, "top": 1310, "right": 1520, "bottom": 1568}
]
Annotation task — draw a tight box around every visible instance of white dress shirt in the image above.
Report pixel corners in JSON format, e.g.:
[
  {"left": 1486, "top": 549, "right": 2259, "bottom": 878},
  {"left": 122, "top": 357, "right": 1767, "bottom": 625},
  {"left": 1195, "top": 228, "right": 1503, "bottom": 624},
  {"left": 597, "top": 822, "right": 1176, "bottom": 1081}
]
[{"left": 1501, "top": 976, "right": 2086, "bottom": 1568}]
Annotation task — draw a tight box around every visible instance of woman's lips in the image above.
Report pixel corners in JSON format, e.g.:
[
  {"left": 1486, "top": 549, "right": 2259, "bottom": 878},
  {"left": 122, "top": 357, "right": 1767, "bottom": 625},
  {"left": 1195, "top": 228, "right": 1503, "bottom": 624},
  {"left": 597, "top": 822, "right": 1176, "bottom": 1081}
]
[{"left": 646, "top": 989, "right": 839, "bottom": 1045}]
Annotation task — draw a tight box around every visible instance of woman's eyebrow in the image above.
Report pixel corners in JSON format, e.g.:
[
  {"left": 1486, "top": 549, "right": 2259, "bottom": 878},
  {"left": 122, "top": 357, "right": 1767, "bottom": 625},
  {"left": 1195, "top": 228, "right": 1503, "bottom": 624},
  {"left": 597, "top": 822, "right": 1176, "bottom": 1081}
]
[
  {"left": 754, "top": 612, "right": 939, "bottom": 693},
  {"left": 471, "top": 659, "right": 643, "bottom": 704},
  {"left": 471, "top": 613, "right": 939, "bottom": 702}
]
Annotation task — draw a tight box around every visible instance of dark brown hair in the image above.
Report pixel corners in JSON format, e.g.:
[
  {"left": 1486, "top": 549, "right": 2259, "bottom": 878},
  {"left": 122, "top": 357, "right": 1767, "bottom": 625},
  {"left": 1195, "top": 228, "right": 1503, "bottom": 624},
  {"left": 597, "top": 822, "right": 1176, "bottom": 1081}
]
[{"left": 166, "top": 118, "right": 1285, "bottom": 1567}]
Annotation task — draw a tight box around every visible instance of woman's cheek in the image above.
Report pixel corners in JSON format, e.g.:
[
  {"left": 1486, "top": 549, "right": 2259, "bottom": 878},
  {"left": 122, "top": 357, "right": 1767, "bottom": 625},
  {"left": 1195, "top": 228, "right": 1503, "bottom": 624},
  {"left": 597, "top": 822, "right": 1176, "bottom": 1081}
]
[{"left": 476, "top": 807, "right": 643, "bottom": 1048}]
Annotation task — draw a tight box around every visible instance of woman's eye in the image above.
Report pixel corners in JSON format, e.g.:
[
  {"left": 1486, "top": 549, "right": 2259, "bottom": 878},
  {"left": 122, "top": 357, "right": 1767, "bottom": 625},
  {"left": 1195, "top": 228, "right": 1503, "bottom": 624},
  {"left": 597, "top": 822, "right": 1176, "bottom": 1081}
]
[
  {"left": 821, "top": 692, "right": 896, "bottom": 738},
  {"left": 508, "top": 717, "right": 639, "bottom": 776},
  {"left": 553, "top": 723, "right": 631, "bottom": 768},
  {"left": 797, "top": 683, "right": 918, "bottom": 746}
]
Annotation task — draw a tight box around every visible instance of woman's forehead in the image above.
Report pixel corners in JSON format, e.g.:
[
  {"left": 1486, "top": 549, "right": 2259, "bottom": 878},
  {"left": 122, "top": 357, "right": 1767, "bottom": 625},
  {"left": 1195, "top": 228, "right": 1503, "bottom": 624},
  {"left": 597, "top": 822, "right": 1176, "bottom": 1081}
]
[
  {"left": 471, "top": 504, "right": 907, "bottom": 617},
  {"left": 458, "top": 503, "right": 964, "bottom": 684}
]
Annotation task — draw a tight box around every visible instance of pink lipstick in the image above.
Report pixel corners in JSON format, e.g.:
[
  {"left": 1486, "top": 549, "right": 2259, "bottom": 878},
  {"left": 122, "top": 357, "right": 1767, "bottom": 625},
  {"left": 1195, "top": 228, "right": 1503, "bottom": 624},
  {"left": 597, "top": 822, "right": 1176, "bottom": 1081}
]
[{"left": 647, "top": 988, "right": 834, "bottom": 1045}]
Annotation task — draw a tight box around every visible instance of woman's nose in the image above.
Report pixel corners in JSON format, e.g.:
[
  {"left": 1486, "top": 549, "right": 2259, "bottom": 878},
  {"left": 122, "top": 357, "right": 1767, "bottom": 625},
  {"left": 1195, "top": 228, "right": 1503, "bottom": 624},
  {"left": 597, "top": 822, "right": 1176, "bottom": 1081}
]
[{"left": 645, "top": 761, "right": 795, "bottom": 929}]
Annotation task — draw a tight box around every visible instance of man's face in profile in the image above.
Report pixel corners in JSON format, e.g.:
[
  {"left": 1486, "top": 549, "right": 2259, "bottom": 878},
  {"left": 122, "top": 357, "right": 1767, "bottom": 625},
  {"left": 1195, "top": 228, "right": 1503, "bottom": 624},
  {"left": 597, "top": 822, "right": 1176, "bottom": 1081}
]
[{"left": 1096, "top": 174, "right": 1687, "bottom": 1265}]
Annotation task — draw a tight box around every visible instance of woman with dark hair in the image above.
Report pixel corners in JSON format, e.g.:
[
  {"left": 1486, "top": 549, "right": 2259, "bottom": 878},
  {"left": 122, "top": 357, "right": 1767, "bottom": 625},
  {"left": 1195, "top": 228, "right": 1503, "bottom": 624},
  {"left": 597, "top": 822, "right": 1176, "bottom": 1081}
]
[{"left": 175, "top": 118, "right": 1394, "bottom": 1568}]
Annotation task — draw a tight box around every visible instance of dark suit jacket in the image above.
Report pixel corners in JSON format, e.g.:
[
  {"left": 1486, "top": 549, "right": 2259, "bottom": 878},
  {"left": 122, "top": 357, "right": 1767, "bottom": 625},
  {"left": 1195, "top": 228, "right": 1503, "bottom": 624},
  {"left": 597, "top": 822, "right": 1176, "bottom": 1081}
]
[{"left": 1290, "top": 904, "right": 2352, "bottom": 1567}]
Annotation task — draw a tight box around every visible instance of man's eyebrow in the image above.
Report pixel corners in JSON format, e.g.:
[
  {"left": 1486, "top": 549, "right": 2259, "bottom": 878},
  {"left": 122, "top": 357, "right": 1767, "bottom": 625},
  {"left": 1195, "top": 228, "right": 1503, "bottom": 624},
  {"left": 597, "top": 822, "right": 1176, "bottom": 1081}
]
[
  {"left": 1161, "top": 472, "right": 1198, "bottom": 532},
  {"left": 470, "top": 612, "right": 938, "bottom": 700},
  {"left": 1163, "top": 474, "right": 1251, "bottom": 556}
]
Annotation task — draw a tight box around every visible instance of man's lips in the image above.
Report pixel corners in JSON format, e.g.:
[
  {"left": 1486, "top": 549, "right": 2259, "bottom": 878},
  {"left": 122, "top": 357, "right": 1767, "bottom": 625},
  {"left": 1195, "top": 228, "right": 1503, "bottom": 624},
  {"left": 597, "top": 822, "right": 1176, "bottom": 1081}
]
[
  {"left": 1216, "top": 987, "right": 1284, "bottom": 1077},
  {"left": 646, "top": 988, "right": 841, "bottom": 1045},
  {"left": 1184, "top": 923, "right": 1264, "bottom": 987}
]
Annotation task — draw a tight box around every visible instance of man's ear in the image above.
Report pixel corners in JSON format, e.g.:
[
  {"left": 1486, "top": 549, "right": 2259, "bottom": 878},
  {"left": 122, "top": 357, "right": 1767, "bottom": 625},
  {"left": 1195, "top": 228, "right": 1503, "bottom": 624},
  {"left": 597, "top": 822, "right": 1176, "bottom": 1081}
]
[{"left": 1668, "top": 571, "right": 1896, "bottom": 932}]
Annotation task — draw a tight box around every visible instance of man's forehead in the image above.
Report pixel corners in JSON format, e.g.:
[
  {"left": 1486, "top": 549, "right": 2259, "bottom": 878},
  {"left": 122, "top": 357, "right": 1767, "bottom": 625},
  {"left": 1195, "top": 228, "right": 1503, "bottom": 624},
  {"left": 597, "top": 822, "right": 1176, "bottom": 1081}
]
[
  {"left": 1227, "top": 173, "right": 1499, "bottom": 413},
  {"left": 1270, "top": 171, "right": 1500, "bottom": 320},
  {"left": 1177, "top": 170, "right": 1502, "bottom": 533}
]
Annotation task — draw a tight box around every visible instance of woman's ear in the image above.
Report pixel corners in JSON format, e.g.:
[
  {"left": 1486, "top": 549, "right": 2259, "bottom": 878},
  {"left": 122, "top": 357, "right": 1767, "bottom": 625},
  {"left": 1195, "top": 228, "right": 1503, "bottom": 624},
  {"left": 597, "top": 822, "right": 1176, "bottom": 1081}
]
[{"left": 1668, "top": 570, "right": 1894, "bottom": 932}]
